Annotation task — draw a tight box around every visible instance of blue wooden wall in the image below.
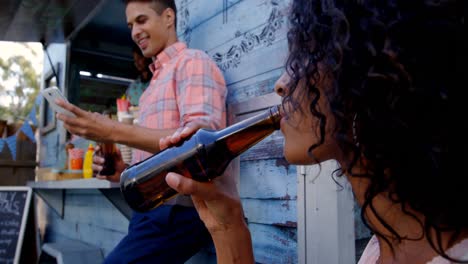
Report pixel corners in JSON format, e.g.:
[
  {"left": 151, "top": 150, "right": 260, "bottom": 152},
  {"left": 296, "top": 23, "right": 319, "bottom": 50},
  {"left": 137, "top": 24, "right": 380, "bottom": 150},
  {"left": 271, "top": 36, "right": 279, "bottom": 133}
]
[
  {"left": 178, "top": 0, "right": 297, "bottom": 263},
  {"left": 37, "top": 1, "right": 298, "bottom": 263},
  {"left": 37, "top": 190, "right": 128, "bottom": 256}
]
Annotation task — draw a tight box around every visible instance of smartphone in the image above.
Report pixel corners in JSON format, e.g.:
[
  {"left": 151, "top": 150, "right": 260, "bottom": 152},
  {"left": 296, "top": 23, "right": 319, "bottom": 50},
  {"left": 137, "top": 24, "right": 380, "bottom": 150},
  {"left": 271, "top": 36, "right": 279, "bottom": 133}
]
[{"left": 41, "top": 86, "right": 76, "bottom": 118}]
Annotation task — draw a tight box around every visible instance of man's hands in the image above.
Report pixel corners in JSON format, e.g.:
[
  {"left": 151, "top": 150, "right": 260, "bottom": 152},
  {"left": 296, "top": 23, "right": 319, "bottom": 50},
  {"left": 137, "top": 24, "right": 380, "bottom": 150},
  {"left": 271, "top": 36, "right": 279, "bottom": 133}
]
[
  {"left": 92, "top": 145, "right": 127, "bottom": 182},
  {"left": 56, "top": 99, "right": 176, "bottom": 154},
  {"left": 55, "top": 100, "right": 116, "bottom": 143}
]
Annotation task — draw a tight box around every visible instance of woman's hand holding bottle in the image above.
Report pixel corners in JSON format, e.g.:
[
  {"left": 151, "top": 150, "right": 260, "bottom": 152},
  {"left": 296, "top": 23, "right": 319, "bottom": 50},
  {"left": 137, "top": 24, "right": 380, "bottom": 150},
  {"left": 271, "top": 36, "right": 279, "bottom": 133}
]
[{"left": 162, "top": 120, "right": 255, "bottom": 263}]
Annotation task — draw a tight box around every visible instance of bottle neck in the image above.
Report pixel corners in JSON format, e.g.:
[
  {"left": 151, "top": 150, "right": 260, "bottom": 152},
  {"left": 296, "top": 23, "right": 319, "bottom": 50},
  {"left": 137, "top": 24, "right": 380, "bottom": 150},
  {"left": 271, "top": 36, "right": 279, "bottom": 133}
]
[{"left": 214, "top": 105, "right": 282, "bottom": 156}]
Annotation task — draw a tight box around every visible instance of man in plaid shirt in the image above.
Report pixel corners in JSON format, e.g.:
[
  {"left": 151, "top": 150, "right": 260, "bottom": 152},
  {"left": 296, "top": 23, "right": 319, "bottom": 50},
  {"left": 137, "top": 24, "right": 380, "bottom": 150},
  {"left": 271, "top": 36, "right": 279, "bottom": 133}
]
[{"left": 57, "top": 0, "right": 227, "bottom": 263}]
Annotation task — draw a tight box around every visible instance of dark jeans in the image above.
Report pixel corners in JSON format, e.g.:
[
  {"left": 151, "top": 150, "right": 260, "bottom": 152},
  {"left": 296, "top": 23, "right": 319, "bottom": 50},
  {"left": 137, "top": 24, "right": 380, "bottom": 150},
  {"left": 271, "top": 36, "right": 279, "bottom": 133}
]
[{"left": 103, "top": 205, "right": 212, "bottom": 264}]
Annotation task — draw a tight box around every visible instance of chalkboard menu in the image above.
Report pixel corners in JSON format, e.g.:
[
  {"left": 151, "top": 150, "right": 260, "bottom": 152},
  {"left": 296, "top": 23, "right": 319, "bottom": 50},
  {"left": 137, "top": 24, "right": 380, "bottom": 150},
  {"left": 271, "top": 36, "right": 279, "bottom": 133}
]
[{"left": 0, "top": 187, "right": 32, "bottom": 264}]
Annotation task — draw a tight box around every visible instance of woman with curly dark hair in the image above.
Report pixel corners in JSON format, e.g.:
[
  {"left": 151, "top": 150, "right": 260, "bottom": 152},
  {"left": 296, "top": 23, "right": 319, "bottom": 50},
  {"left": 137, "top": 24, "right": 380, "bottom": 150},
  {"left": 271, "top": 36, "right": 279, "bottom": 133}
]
[{"left": 162, "top": 0, "right": 465, "bottom": 263}]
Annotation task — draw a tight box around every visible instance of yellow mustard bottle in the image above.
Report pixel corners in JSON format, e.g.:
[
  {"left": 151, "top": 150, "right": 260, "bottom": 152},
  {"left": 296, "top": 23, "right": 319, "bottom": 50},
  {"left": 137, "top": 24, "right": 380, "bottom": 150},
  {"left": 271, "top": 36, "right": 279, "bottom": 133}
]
[{"left": 83, "top": 143, "right": 94, "bottom": 178}]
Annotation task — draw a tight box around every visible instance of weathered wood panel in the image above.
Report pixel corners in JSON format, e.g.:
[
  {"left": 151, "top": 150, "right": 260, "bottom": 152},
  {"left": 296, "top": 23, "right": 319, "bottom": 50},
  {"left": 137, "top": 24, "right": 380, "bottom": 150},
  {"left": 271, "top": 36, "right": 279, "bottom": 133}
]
[
  {"left": 37, "top": 190, "right": 128, "bottom": 256},
  {"left": 177, "top": 0, "right": 243, "bottom": 44},
  {"left": 241, "top": 130, "right": 284, "bottom": 161},
  {"left": 179, "top": 0, "right": 297, "bottom": 263},
  {"left": 249, "top": 223, "right": 297, "bottom": 264},
  {"left": 242, "top": 199, "right": 296, "bottom": 227},
  {"left": 226, "top": 68, "right": 283, "bottom": 104},
  {"left": 192, "top": 0, "right": 287, "bottom": 53},
  {"left": 239, "top": 159, "right": 296, "bottom": 199},
  {"left": 39, "top": 133, "right": 59, "bottom": 167},
  {"left": 178, "top": 0, "right": 289, "bottom": 85},
  {"left": 227, "top": 83, "right": 283, "bottom": 172},
  {"left": 179, "top": 0, "right": 287, "bottom": 52},
  {"left": 211, "top": 38, "right": 288, "bottom": 85},
  {"left": 45, "top": 219, "right": 126, "bottom": 256},
  {"left": 63, "top": 190, "right": 129, "bottom": 232},
  {"left": 239, "top": 157, "right": 298, "bottom": 260}
]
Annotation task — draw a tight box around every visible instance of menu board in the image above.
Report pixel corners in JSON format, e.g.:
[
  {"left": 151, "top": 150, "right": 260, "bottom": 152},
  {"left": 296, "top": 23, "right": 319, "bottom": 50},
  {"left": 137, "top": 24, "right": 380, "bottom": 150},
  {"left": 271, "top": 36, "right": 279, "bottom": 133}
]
[{"left": 0, "top": 187, "right": 32, "bottom": 264}]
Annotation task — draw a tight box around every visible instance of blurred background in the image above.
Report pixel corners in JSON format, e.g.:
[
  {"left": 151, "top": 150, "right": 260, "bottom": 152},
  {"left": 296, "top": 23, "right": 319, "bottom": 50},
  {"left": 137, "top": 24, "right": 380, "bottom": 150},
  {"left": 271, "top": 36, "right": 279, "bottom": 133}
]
[{"left": 0, "top": 41, "right": 43, "bottom": 125}]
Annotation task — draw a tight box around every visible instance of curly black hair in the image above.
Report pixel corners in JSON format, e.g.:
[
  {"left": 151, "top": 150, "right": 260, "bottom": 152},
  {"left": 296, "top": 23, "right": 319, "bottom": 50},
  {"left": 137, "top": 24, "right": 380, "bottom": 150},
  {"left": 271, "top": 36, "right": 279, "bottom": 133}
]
[{"left": 285, "top": 0, "right": 463, "bottom": 261}]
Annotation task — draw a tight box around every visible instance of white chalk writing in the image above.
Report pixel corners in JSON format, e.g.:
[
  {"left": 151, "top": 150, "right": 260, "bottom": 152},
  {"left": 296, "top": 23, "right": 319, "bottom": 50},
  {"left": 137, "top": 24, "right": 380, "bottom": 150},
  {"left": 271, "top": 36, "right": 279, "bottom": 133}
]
[
  {"left": 0, "top": 229, "right": 18, "bottom": 236},
  {"left": 0, "top": 220, "right": 19, "bottom": 227},
  {"left": 0, "top": 192, "right": 20, "bottom": 215}
]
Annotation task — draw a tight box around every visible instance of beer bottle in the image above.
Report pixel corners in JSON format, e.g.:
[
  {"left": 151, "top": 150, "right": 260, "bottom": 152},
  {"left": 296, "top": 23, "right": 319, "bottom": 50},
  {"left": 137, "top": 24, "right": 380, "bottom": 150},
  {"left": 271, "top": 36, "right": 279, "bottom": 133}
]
[
  {"left": 99, "top": 111, "right": 118, "bottom": 176},
  {"left": 99, "top": 142, "right": 118, "bottom": 176},
  {"left": 120, "top": 105, "right": 282, "bottom": 212}
]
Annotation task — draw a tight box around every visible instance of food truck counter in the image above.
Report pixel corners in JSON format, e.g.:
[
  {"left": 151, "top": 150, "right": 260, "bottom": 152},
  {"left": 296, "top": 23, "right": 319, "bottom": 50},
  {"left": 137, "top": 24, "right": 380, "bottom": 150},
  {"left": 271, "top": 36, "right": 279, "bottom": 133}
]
[{"left": 27, "top": 178, "right": 132, "bottom": 220}]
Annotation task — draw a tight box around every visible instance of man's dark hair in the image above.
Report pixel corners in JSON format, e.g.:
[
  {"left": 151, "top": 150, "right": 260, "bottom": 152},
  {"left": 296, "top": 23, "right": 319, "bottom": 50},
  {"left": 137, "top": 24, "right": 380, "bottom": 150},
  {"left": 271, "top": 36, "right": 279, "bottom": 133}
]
[{"left": 125, "top": 0, "right": 177, "bottom": 29}]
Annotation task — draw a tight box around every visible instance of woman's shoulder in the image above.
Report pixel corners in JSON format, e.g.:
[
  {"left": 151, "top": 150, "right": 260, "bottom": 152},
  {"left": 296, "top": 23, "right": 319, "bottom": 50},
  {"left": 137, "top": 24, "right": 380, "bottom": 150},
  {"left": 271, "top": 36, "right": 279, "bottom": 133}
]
[
  {"left": 427, "top": 238, "right": 468, "bottom": 264},
  {"left": 358, "top": 236, "right": 380, "bottom": 264},
  {"left": 358, "top": 236, "right": 468, "bottom": 263}
]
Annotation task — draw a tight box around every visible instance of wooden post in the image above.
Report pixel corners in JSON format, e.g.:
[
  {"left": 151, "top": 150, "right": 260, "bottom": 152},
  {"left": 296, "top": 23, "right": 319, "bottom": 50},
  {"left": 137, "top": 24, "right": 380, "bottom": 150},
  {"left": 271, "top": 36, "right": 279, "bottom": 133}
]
[{"left": 297, "top": 160, "right": 356, "bottom": 264}]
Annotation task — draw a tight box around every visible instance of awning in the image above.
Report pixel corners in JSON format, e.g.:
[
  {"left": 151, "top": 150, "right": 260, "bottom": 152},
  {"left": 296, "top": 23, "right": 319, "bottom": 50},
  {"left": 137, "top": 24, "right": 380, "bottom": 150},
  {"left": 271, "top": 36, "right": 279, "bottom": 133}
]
[{"left": 0, "top": 0, "right": 114, "bottom": 44}]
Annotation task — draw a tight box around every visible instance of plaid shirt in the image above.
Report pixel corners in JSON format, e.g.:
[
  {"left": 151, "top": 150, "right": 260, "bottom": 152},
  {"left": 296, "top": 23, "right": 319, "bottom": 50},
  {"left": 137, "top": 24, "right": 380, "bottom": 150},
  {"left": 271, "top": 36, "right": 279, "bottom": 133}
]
[{"left": 133, "top": 42, "right": 227, "bottom": 164}]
